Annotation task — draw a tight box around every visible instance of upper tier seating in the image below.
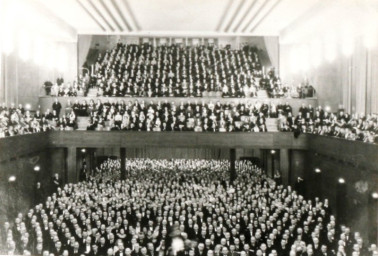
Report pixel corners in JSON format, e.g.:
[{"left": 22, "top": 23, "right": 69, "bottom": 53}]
[{"left": 87, "top": 43, "right": 288, "bottom": 98}]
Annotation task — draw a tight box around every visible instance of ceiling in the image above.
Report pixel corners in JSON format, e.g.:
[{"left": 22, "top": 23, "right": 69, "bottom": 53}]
[{"left": 35, "top": 0, "right": 322, "bottom": 36}]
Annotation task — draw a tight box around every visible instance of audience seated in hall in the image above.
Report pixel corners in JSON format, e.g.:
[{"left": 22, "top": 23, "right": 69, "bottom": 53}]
[
  {"left": 87, "top": 43, "right": 287, "bottom": 98},
  {"left": 0, "top": 101, "right": 77, "bottom": 138},
  {"left": 2, "top": 158, "right": 376, "bottom": 256},
  {"left": 278, "top": 104, "right": 378, "bottom": 143},
  {"left": 85, "top": 100, "right": 279, "bottom": 132}
]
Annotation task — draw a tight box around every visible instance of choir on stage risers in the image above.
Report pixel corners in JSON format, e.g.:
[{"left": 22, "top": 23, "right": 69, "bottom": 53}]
[
  {"left": 278, "top": 104, "right": 378, "bottom": 143},
  {"left": 87, "top": 43, "right": 288, "bottom": 98},
  {"left": 2, "top": 158, "right": 377, "bottom": 256}
]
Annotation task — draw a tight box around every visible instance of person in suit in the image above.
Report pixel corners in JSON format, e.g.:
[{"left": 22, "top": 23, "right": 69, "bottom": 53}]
[
  {"left": 4, "top": 158, "right": 374, "bottom": 256},
  {"left": 52, "top": 98, "right": 62, "bottom": 117},
  {"left": 52, "top": 173, "right": 61, "bottom": 192},
  {"left": 34, "top": 182, "right": 45, "bottom": 205}
]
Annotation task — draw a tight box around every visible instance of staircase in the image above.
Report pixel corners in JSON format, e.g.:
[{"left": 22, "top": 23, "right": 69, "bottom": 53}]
[
  {"left": 76, "top": 117, "right": 90, "bottom": 130},
  {"left": 266, "top": 118, "right": 278, "bottom": 132},
  {"left": 257, "top": 89, "right": 269, "bottom": 98}
]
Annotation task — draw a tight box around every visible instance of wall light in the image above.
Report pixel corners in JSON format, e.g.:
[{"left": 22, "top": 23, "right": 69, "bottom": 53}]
[
  {"left": 315, "top": 168, "right": 321, "bottom": 173},
  {"left": 33, "top": 37, "right": 45, "bottom": 65},
  {"left": 289, "top": 48, "right": 299, "bottom": 74},
  {"left": 34, "top": 166, "right": 40, "bottom": 172},
  {"left": 299, "top": 44, "right": 310, "bottom": 72},
  {"left": 18, "top": 30, "right": 31, "bottom": 61},
  {"left": 8, "top": 176, "right": 16, "bottom": 182},
  {"left": 342, "top": 36, "right": 354, "bottom": 57},
  {"left": 363, "top": 23, "right": 377, "bottom": 49},
  {"left": 2, "top": 30, "right": 14, "bottom": 55},
  {"left": 310, "top": 40, "right": 322, "bottom": 68},
  {"left": 372, "top": 192, "right": 378, "bottom": 199},
  {"left": 81, "top": 149, "right": 86, "bottom": 153},
  {"left": 270, "top": 150, "right": 276, "bottom": 155},
  {"left": 324, "top": 34, "right": 337, "bottom": 63},
  {"left": 338, "top": 178, "right": 345, "bottom": 184},
  {"left": 56, "top": 47, "right": 67, "bottom": 72}
]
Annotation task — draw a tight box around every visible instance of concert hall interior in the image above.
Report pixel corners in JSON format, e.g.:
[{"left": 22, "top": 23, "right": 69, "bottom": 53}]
[{"left": 0, "top": 0, "right": 377, "bottom": 255}]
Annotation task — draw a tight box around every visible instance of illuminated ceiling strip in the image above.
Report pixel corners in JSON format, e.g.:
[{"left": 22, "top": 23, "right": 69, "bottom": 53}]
[
  {"left": 110, "top": 0, "right": 132, "bottom": 31},
  {"left": 76, "top": 0, "right": 106, "bottom": 31},
  {"left": 86, "top": 0, "right": 115, "bottom": 31},
  {"left": 122, "top": 0, "right": 140, "bottom": 31},
  {"left": 224, "top": 0, "right": 247, "bottom": 32},
  {"left": 99, "top": 0, "right": 123, "bottom": 31},
  {"left": 249, "top": 0, "right": 282, "bottom": 33},
  {"left": 233, "top": 0, "right": 258, "bottom": 32},
  {"left": 241, "top": 0, "right": 272, "bottom": 32},
  {"left": 216, "top": 0, "right": 233, "bottom": 31}
]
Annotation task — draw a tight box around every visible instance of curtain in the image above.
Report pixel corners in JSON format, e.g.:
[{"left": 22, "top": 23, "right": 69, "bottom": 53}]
[{"left": 263, "top": 36, "right": 279, "bottom": 70}]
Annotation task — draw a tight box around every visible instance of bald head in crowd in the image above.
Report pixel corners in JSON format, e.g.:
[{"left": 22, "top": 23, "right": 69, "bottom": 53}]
[{"left": 1, "top": 158, "right": 375, "bottom": 256}]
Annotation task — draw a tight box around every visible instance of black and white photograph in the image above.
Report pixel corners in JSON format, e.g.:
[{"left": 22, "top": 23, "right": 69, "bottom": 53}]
[{"left": 0, "top": 0, "right": 377, "bottom": 255}]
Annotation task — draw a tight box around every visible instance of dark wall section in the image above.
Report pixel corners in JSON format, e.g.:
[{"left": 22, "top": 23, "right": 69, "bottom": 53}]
[
  {"left": 0, "top": 150, "right": 52, "bottom": 223},
  {"left": 290, "top": 150, "right": 307, "bottom": 185},
  {"left": 304, "top": 152, "right": 378, "bottom": 243},
  {"left": 49, "top": 148, "right": 66, "bottom": 183}
]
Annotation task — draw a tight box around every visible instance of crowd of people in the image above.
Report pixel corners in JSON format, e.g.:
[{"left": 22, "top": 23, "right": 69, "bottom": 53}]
[
  {"left": 278, "top": 104, "right": 378, "bottom": 143},
  {"left": 84, "top": 99, "right": 293, "bottom": 132},
  {"left": 2, "top": 98, "right": 377, "bottom": 144},
  {"left": 0, "top": 101, "right": 77, "bottom": 138},
  {"left": 45, "top": 75, "right": 90, "bottom": 97},
  {"left": 88, "top": 43, "right": 287, "bottom": 98},
  {"left": 2, "top": 158, "right": 376, "bottom": 256}
]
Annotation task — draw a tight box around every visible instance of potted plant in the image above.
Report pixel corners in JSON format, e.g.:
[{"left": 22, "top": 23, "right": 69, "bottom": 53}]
[{"left": 43, "top": 81, "right": 53, "bottom": 96}]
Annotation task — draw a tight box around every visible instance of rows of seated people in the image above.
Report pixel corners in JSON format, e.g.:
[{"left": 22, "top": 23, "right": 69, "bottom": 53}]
[
  {"left": 88, "top": 43, "right": 287, "bottom": 98},
  {"left": 2, "top": 158, "right": 376, "bottom": 256},
  {"left": 46, "top": 75, "right": 90, "bottom": 97},
  {"left": 83, "top": 100, "right": 293, "bottom": 132},
  {"left": 0, "top": 102, "right": 77, "bottom": 138},
  {"left": 278, "top": 104, "right": 378, "bottom": 143}
]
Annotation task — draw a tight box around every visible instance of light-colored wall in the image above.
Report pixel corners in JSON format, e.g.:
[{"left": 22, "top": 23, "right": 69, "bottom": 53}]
[
  {"left": 2, "top": 41, "right": 77, "bottom": 109},
  {"left": 279, "top": 38, "right": 378, "bottom": 114},
  {"left": 0, "top": 0, "right": 78, "bottom": 109}
]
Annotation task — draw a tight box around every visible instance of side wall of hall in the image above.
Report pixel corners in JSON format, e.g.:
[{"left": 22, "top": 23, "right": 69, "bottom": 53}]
[
  {"left": 280, "top": 40, "right": 378, "bottom": 114},
  {"left": 304, "top": 151, "right": 377, "bottom": 242},
  {"left": 0, "top": 0, "right": 78, "bottom": 109},
  {"left": 0, "top": 150, "right": 52, "bottom": 224}
]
